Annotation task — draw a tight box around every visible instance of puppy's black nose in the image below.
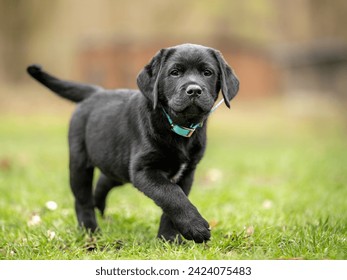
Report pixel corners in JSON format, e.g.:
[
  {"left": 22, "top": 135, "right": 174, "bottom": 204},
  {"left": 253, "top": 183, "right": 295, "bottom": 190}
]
[{"left": 186, "top": 85, "right": 202, "bottom": 97}]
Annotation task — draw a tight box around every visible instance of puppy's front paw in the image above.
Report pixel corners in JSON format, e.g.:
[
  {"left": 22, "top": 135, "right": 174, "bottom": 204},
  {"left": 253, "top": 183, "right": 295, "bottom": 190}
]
[{"left": 172, "top": 207, "right": 211, "bottom": 243}]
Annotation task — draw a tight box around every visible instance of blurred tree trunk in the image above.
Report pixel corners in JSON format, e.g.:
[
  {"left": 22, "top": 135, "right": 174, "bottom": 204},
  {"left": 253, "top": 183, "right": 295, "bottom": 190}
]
[{"left": 0, "top": 0, "right": 53, "bottom": 83}]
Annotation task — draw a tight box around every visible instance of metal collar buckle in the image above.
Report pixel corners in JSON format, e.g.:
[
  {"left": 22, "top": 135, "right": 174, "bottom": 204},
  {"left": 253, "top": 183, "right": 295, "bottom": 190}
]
[{"left": 171, "top": 124, "right": 196, "bottom": 137}]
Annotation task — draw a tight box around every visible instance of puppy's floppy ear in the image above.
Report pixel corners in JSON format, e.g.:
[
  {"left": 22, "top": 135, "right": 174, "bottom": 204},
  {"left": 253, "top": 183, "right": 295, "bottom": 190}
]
[
  {"left": 137, "top": 49, "right": 166, "bottom": 110},
  {"left": 213, "top": 50, "right": 240, "bottom": 108}
]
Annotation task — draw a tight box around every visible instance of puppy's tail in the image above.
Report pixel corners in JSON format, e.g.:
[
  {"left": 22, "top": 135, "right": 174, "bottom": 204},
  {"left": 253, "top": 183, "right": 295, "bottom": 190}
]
[{"left": 27, "top": 64, "right": 102, "bottom": 103}]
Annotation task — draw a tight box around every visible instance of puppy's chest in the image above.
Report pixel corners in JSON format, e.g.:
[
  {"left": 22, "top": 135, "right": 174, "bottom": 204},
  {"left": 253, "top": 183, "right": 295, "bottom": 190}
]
[
  {"left": 170, "top": 163, "right": 187, "bottom": 184},
  {"left": 159, "top": 141, "right": 199, "bottom": 184}
]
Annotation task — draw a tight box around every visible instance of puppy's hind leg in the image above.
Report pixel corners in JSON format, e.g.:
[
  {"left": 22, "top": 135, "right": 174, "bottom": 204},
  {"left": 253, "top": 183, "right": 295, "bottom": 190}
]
[
  {"left": 94, "top": 173, "right": 123, "bottom": 216},
  {"left": 70, "top": 162, "right": 97, "bottom": 232},
  {"left": 69, "top": 121, "right": 98, "bottom": 232}
]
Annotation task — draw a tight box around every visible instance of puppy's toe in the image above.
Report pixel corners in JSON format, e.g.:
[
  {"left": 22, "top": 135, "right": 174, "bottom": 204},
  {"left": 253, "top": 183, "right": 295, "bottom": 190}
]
[{"left": 179, "top": 218, "right": 211, "bottom": 243}]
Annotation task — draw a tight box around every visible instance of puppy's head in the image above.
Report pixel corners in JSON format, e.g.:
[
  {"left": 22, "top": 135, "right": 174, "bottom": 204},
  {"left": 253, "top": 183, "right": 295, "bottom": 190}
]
[{"left": 137, "top": 44, "right": 239, "bottom": 126}]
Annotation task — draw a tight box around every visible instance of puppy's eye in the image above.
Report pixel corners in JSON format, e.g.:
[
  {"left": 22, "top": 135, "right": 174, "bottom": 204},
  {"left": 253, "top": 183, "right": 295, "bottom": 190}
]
[
  {"left": 203, "top": 69, "right": 213, "bottom": 77},
  {"left": 170, "top": 69, "right": 181, "bottom": 77}
]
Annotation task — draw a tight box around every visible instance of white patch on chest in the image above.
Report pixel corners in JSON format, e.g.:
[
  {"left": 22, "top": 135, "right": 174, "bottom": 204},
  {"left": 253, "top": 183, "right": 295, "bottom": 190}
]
[{"left": 170, "top": 163, "right": 187, "bottom": 184}]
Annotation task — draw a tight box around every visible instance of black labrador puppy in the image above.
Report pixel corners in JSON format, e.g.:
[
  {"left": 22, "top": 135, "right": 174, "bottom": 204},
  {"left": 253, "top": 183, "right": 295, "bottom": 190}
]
[{"left": 27, "top": 43, "right": 239, "bottom": 243}]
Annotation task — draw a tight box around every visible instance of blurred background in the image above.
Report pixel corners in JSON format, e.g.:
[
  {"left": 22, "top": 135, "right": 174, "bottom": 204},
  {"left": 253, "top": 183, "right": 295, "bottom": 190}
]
[{"left": 0, "top": 0, "right": 347, "bottom": 110}]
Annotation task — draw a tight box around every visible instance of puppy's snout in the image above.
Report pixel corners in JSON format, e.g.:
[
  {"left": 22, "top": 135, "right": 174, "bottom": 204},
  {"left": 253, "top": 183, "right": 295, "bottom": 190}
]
[{"left": 186, "top": 85, "right": 202, "bottom": 97}]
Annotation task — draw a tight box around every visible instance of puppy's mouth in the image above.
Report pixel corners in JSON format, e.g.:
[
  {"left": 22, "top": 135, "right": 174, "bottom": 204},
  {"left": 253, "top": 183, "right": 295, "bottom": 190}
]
[
  {"left": 167, "top": 100, "right": 212, "bottom": 126},
  {"left": 169, "top": 92, "right": 213, "bottom": 110}
]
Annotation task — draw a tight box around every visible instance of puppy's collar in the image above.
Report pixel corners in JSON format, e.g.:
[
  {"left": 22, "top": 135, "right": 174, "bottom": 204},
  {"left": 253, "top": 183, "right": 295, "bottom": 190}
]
[
  {"left": 162, "top": 108, "right": 202, "bottom": 137},
  {"left": 162, "top": 99, "right": 224, "bottom": 138}
]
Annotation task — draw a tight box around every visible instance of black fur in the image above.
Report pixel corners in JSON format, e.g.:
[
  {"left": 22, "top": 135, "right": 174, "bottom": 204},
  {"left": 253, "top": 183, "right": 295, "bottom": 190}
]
[{"left": 27, "top": 43, "right": 239, "bottom": 243}]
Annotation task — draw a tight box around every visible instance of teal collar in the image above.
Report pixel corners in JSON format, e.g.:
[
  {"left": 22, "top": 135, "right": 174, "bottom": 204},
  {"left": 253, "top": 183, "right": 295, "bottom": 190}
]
[
  {"left": 162, "top": 108, "right": 203, "bottom": 137},
  {"left": 162, "top": 99, "right": 224, "bottom": 138}
]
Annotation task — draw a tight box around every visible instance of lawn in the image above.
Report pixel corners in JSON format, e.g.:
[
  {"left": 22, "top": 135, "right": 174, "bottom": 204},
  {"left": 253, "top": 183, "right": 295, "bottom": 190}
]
[{"left": 0, "top": 96, "right": 346, "bottom": 260}]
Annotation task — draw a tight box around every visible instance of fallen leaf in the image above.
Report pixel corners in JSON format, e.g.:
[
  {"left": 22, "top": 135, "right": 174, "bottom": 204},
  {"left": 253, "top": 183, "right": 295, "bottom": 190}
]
[
  {"left": 246, "top": 226, "right": 254, "bottom": 236},
  {"left": 45, "top": 201, "right": 58, "bottom": 211},
  {"left": 47, "top": 230, "right": 56, "bottom": 240},
  {"left": 200, "top": 168, "right": 224, "bottom": 186},
  {"left": 262, "top": 199, "right": 273, "bottom": 209},
  {"left": 27, "top": 213, "right": 41, "bottom": 227},
  {"left": 0, "top": 157, "right": 12, "bottom": 171},
  {"left": 209, "top": 219, "right": 219, "bottom": 229}
]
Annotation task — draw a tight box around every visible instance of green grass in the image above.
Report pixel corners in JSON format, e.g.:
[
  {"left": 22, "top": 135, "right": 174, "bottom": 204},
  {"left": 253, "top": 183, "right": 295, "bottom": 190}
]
[{"left": 0, "top": 100, "right": 346, "bottom": 260}]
